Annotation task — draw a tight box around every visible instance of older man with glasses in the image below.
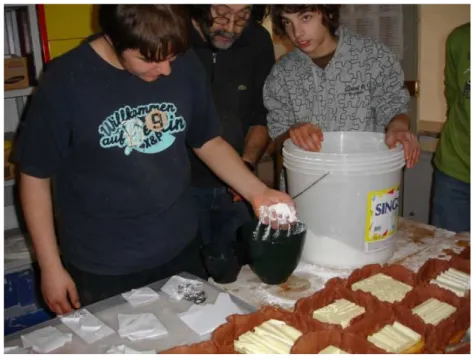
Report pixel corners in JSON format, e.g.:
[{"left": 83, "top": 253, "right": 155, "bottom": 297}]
[{"left": 187, "top": 5, "right": 275, "bottom": 283}]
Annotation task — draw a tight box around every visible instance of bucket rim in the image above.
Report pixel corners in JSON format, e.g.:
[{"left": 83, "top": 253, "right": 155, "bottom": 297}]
[
  {"left": 284, "top": 144, "right": 404, "bottom": 159},
  {"left": 282, "top": 149, "right": 404, "bottom": 163},
  {"left": 284, "top": 162, "right": 405, "bottom": 176},
  {"left": 283, "top": 157, "right": 405, "bottom": 171},
  {"left": 283, "top": 132, "right": 404, "bottom": 158},
  {"left": 283, "top": 151, "right": 404, "bottom": 165}
]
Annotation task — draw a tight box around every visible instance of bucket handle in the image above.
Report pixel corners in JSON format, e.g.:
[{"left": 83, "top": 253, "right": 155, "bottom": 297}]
[{"left": 293, "top": 171, "right": 330, "bottom": 200}]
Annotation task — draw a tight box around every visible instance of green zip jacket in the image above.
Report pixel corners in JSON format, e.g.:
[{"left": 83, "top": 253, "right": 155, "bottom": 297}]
[{"left": 434, "top": 22, "right": 470, "bottom": 183}]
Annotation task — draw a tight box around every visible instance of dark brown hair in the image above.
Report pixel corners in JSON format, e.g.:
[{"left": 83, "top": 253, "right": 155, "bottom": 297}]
[
  {"left": 99, "top": 5, "right": 189, "bottom": 62},
  {"left": 271, "top": 5, "right": 341, "bottom": 38}
]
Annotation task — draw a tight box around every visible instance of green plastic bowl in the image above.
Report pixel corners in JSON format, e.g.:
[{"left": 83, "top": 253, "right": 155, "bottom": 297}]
[{"left": 237, "top": 219, "right": 307, "bottom": 285}]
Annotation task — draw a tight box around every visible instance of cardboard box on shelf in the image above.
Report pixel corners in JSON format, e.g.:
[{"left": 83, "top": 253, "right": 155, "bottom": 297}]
[
  {"left": 4, "top": 55, "right": 29, "bottom": 91},
  {"left": 5, "top": 140, "right": 15, "bottom": 180}
]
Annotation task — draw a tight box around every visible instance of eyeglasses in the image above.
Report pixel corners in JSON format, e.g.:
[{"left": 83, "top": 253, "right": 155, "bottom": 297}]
[{"left": 212, "top": 15, "right": 249, "bottom": 28}]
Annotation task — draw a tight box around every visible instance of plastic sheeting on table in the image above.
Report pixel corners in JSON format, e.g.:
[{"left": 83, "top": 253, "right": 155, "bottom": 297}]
[{"left": 4, "top": 273, "right": 256, "bottom": 354}]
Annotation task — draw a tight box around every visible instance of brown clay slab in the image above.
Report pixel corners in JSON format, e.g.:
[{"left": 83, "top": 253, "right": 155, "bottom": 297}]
[
  {"left": 291, "top": 330, "right": 387, "bottom": 354},
  {"left": 399, "top": 284, "right": 469, "bottom": 352},
  {"left": 294, "top": 285, "right": 391, "bottom": 331},
  {"left": 160, "top": 340, "right": 218, "bottom": 354},
  {"left": 345, "top": 264, "right": 416, "bottom": 304},
  {"left": 345, "top": 305, "right": 427, "bottom": 354}
]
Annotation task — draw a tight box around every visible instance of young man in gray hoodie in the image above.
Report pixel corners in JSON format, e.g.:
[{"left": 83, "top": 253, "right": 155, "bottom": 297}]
[{"left": 264, "top": 5, "right": 420, "bottom": 185}]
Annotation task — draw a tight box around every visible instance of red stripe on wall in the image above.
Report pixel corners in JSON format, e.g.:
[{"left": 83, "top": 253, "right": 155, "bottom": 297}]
[{"left": 36, "top": 4, "right": 50, "bottom": 63}]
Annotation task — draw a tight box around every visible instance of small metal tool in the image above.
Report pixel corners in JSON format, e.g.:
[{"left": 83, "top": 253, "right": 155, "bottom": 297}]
[{"left": 292, "top": 171, "right": 330, "bottom": 200}]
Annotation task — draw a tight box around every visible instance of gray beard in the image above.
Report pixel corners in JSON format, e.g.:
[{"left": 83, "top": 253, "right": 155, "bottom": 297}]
[{"left": 201, "top": 24, "right": 240, "bottom": 50}]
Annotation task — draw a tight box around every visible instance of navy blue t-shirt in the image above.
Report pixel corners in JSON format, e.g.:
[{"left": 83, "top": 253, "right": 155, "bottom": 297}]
[{"left": 12, "top": 40, "right": 221, "bottom": 275}]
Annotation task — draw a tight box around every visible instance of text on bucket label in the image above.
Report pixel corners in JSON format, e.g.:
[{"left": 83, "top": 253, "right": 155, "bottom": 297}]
[{"left": 364, "top": 185, "right": 400, "bottom": 250}]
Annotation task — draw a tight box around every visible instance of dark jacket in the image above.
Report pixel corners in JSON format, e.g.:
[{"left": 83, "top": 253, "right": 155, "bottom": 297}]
[{"left": 188, "top": 21, "right": 275, "bottom": 188}]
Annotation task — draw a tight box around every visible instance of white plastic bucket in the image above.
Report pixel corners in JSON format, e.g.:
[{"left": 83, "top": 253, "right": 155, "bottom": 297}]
[
  {"left": 283, "top": 147, "right": 404, "bottom": 164},
  {"left": 284, "top": 162, "right": 405, "bottom": 178},
  {"left": 283, "top": 150, "right": 404, "bottom": 165},
  {"left": 283, "top": 132, "right": 405, "bottom": 269}
]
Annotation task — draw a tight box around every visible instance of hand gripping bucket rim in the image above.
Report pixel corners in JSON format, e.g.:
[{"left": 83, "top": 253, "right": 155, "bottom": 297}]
[
  {"left": 283, "top": 154, "right": 405, "bottom": 172},
  {"left": 284, "top": 157, "right": 406, "bottom": 175},
  {"left": 284, "top": 131, "right": 404, "bottom": 160},
  {"left": 282, "top": 147, "right": 404, "bottom": 164}
]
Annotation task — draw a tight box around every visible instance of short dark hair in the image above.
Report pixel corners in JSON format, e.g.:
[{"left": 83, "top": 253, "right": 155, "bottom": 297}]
[
  {"left": 98, "top": 5, "right": 189, "bottom": 62},
  {"left": 271, "top": 5, "right": 341, "bottom": 38}
]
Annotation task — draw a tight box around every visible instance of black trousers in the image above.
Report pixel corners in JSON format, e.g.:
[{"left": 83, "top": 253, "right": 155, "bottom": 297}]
[{"left": 64, "top": 234, "right": 208, "bottom": 307}]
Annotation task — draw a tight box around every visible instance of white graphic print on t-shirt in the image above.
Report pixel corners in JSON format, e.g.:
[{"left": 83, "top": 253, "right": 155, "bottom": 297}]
[{"left": 98, "top": 102, "right": 186, "bottom": 155}]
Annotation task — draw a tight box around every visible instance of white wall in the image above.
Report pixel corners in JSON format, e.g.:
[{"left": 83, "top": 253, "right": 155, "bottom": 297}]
[
  {"left": 418, "top": 4, "right": 470, "bottom": 124},
  {"left": 262, "top": 16, "right": 293, "bottom": 61}
]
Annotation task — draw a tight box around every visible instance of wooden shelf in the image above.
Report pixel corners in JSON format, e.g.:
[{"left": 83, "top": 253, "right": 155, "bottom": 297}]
[
  {"left": 4, "top": 86, "right": 34, "bottom": 99},
  {"left": 3, "top": 179, "right": 15, "bottom": 187},
  {"left": 4, "top": 179, "right": 16, "bottom": 187},
  {"left": 4, "top": 5, "right": 42, "bottom": 232},
  {"left": 4, "top": 5, "right": 27, "bottom": 10},
  {"left": 418, "top": 120, "right": 444, "bottom": 138}
]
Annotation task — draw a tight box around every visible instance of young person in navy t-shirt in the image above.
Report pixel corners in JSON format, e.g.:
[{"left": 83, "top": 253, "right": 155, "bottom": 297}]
[{"left": 12, "top": 5, "right": 293, "bottom": 315}]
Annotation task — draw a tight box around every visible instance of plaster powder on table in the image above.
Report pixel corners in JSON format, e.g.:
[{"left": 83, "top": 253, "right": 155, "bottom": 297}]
[{"left": 250, "top": 263, "right": 351, "bottom": 310}]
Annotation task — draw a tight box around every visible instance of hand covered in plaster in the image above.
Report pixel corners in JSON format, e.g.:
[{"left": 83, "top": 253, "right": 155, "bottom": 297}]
[{"left": 250, "top": 188, "right": 295, "bottom": 228}]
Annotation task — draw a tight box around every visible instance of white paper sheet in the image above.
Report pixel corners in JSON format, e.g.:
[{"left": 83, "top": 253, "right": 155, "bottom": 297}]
[
  {"left": 118, "top": 313, "right": 168, "bottom": 341},
  {"left": 122, "top": 287, "right": 160, "bottom": 307},
  {"left": 4, "top": 345, "right": 29, "bottom": 354},
  {"left": 21, "top": 326, "right": 72, "bottom": 353},
  {"left": 60, "top": 309, "right": 115, "bottom": 344},
  {"left": 179, "top": 292, "right": 244, "bottom": 336}
]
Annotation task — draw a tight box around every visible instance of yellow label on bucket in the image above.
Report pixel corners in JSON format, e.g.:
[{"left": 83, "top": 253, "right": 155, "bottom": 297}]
[{"left": 365, "top": 185, "right": 400, "bottom": 246}]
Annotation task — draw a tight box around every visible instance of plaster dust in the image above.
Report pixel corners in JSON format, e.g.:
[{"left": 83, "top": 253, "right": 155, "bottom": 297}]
[{"left": 211, "top": 218, "right": 469, "bottom": 310}]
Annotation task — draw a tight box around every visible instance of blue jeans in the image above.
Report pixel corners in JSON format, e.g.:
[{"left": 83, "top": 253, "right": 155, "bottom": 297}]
[
  {"left": 430, "top": 168, "right": 470, "bottom": 233},
  {"left": 190, "top": 186, "right": 252, "bottom": 251}
]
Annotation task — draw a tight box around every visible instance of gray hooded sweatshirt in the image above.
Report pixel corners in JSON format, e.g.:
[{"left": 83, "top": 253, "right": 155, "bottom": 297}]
[{"left": 263, "top": 26, "right": 410, "bottom": 140}]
